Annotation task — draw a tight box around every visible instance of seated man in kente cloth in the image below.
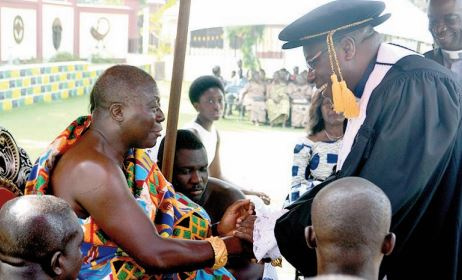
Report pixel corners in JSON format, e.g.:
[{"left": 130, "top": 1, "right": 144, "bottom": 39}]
[
  {"left": 0, "top": 195, "right": 83, "bottom": 280},
  {"left": 25, "top": 65, "right": 254, "bottom": 279},
  {"left": 158, "top": 129, "right": 264, "bottom": 280}
]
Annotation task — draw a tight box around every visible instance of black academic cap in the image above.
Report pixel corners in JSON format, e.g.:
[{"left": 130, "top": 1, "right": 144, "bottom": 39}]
[{"left": 279, "top": 0, "right": 391, "bottom": 49}]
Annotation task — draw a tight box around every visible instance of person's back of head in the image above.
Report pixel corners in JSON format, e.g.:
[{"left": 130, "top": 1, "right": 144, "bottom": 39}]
[
  {"left": 212, "top": 65, "right": 221, "bottom": 77},
  {"left": 0, "top": 195, "right": 83, "bottom": 280},
  {"left": 305, "top": 177, "right": 395, "bottom": 280}
]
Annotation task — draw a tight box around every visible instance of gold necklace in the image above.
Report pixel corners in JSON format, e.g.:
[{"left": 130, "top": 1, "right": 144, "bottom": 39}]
[{"left": 324, "top": 130, "right": 343, "bottom": 141}]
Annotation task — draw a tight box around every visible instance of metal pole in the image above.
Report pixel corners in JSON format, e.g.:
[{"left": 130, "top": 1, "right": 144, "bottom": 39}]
[{"left": 161, "top": 0, "right": 191, "bottom": 181}]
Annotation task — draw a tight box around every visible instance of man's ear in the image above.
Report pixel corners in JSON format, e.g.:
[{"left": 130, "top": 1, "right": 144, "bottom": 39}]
[
  {"left": 109, "top": 103, "right": 124, "bottom": 122},
  {"left": 50, "top": 251, "right": 63, "bottom": 276},
  {"left": 305, "top": 225, "right": 317, "bottom": 249},
  {"left": 340, "top": 36, "right": 356, "bottom": 60},
  {"left": 381, "top": 232, "right": 396, "bottom": 256}
]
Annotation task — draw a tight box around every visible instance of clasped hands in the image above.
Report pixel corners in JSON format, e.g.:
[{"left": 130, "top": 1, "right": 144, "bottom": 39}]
[{"left": 215, "top": 199, "right": 256, "bottom": 255}]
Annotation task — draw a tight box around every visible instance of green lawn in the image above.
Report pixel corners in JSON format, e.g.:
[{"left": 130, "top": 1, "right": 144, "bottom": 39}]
[{"left": 0, "top": 81, "right": 302, "bottom": 160}]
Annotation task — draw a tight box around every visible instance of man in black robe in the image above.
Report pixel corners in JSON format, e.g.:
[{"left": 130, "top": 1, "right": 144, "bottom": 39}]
[{"left": 274, "top": 1, "right": 462, "bottom": 279}]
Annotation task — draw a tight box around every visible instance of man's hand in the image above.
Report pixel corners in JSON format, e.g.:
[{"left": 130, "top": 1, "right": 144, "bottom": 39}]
[
  {"left": 234, "top": 214, "right": 256, "bottom": 243},
  {"left": 218, "top": 199, "right": 254, "bottom": 236}
]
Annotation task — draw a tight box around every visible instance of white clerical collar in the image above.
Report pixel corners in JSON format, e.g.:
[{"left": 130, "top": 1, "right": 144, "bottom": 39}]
[{"left": 441, "top": 48, "right": 462, "bottom": 60}]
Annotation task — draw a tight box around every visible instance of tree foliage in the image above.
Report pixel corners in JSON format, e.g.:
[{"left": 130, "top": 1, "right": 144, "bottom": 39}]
[{"left": 226, "top": 25, "right": 264, "bottom": 71}]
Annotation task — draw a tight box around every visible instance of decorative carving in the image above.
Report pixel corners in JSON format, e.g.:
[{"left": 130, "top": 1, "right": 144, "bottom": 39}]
[
  {"left": 13, "top": 15, "right": 24, "bottom": 44},
  {"left": 52, "top": 17, "right": 63, "bottom": 51},
  {"left": 0, "top": 127, "right": 31, "bottom": 195},
  {"left": 90, "top": 17, "right": 110, "bottom": 41},
  {"left": 0, "top": 128, "right": 20, "bottom": 181}
]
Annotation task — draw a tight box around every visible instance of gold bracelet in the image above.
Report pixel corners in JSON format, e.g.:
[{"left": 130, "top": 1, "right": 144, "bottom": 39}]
[{"left": 206, "top": 236, "right": 228, "bottom": 270}]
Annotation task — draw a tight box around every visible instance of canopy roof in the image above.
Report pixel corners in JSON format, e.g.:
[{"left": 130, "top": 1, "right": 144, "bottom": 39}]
[{"left": 186, "top": 0, "right": 432, "bottom": 44}]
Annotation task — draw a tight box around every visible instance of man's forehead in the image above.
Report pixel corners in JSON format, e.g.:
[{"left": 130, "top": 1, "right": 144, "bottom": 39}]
[
  {"left": 176, "top": 148, "right": 207, "bottom": 164},
  {"left": 429, "top": 0, "right": 462, "bottom": 14},
  {"left": 143, "top": 87, "right": 160, "bottom": 101}
]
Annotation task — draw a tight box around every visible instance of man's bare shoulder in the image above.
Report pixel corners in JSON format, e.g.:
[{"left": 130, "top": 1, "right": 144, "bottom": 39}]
[
  {"left": 55, "top": 141, "right": 121, "bottom": 180},
  {"left": 51, "top": 138, "right": 127, "bottom": 216}
]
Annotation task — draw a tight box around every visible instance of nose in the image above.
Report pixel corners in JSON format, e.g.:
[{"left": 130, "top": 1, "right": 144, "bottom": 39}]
[
  {"left": 156, "top": 108, "right": 165, "bottom": 123},
  {"left": 432, "top": 20, "right": 447, "bottom": 35},
  {"left": 190, "top": 170, "right": 203, "bottom": 183}
]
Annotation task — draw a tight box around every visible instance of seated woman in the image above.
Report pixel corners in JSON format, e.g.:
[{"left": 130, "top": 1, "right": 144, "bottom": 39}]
[
  {"left": 284, "top": 86, "right": 344, "bottom": 207},
  {"left": 266, "top": 70, "right": 290, "bottom": 127},
  {"left": 239, "top": 71, "right": 267, "bottom": 126},
  {"left": 25, "top": 65, "right": 253, "bottom": 279}
]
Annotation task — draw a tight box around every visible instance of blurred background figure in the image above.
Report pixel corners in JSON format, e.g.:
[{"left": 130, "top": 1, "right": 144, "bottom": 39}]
[
  {"left": 239, "top": 70, "right": 267, "bottom": 126},
  {"left": 266, "top": 70, "right": 290, "bottom": 127},
  {"left": 288, "top": 72, "right": 315, "bottom": 128}
]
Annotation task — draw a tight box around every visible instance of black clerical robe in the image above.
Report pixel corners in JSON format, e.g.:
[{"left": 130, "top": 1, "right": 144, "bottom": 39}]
[{"left": 275, "top": 54, "right": 462, "bottom": 280}]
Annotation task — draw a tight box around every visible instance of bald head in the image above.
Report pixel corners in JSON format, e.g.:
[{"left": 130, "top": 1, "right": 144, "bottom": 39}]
[
  {"left": 90, "top": 65, "right": 157, "bottom": 112},
  {"left": 306, "top": 177, "right": 395, "bottom": 278},
  {"left": 0, "top": 195, "right": 81, "bottom": 263},
  {"left": 311, "top": 177, "right": 391, "bottom": 254}
]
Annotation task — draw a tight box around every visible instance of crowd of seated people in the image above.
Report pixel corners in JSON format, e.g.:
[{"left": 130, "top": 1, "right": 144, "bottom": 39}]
[{"left": 217, "top": 65, "right": 315, "bottom": 128}]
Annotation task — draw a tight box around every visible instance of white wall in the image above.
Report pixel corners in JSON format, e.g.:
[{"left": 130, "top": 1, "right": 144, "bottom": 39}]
[
  {"left": 1, "top": 8, "right": 37, "bottom": 61},
  {"left": 42, "top": 4, "right": 74, "bottom": 59},
  {"left": 79, "top": 12, "right": 128, "bottom": 59}
]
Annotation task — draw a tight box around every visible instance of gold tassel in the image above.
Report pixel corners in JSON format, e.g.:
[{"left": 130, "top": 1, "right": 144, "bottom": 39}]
[
  {"left": 340, "top": 80, "right": 359, "bottom": 118},
  {"left": 331, "top": 74, "right": 344, "bottom": 113}
]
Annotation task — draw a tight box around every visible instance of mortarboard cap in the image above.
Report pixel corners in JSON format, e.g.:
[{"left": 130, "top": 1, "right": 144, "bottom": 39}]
[{"left": 279, "top": 0, "right": 390, "bottom": 49}]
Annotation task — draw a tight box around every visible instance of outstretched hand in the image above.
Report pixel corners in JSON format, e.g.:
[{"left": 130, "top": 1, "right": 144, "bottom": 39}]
[
  {"left": 218, "top": 199, "right": 254, "bottom": 236},
  {"left": 234, "top": 214, "right": 256, "bottom": 243}
]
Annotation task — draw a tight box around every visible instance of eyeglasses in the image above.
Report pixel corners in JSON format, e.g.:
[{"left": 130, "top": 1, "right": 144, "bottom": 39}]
[
  {"left": 305, "top": 48, "right": 328, "bottom": 71},
  {"left": 429, "top": 13, "right": 462, "bottom": 32}
]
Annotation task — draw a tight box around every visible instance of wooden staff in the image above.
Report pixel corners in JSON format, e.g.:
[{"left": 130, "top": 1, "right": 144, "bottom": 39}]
[{"left": 161, "top": 0, "right": 191, "bottom": 181}]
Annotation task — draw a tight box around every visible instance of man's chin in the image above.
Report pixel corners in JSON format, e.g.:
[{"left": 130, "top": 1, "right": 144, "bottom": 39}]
[{"left": 190, "top": 191, "right": 204, "bottom": 202}]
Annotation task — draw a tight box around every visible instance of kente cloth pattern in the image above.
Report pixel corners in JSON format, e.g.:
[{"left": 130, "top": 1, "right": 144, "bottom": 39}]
[{"left": 25, "top": 116, "right": 235, "bottom": 280}]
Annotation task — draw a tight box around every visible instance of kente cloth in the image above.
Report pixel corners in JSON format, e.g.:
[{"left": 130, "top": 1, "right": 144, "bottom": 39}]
[{"left": 25, "top": 116, "right": 235, "bottom": 280}]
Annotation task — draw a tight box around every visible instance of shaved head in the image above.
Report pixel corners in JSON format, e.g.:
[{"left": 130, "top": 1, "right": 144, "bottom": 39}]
[
  {"left": 0, "top": 195, "right": 81, "bottom": 263},
  {"left": 90, "top": 65, "right": 157, "bottom": 112},
  {"left": 308, "top": 177, "right": 394, "bottom": 278}
]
